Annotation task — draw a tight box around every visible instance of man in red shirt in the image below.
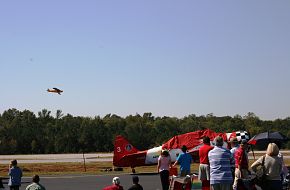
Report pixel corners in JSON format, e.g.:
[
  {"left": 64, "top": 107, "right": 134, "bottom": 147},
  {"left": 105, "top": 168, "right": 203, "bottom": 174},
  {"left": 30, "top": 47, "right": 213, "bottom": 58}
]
[
  {"left": 102, "top": 177, "right": 124, "bottom": 190},
  {"left": 233, "top": 139, "right": 249, "bottom": 190},
  {"left": 198, "top": 136, "right": 213, "bottom": 190}
]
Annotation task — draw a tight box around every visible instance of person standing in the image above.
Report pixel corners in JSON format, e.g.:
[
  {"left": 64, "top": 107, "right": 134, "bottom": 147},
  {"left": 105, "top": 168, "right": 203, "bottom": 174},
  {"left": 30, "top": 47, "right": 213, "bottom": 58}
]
[
  {"left": 275, "top": 141, "right": 289, "bottom": 180},
  {"left": 198, "top": 136, "right": 213, "bottom": 190},
  {"left": 157, "top": 149, "right": 171, "bottom": 190},
  {"left": 128, "top": 176, "right": 143, "bottom": 190},
  {"left": 173, "top": 145, "right": 192, "bottom": 177},
  {"left": 8, "top": 160, "right": 22, "bottom": 190},
  {"left": 230, "top": 137, "right": 239, "bottom": 163},
  {"left": 233, "top": 139, "right": 249, "bottom": 190},
  {"left": 251, "top": 143, "right": 283, "bottom": 190},
  {"left": 208, "top": 136, "right": 233, "bottom": 190},
  {"left": 230, "top": 137, "right": 239, "bottom": 179},
  {"left": 25, "top": 175, "right": 46, "bottom": 190}
]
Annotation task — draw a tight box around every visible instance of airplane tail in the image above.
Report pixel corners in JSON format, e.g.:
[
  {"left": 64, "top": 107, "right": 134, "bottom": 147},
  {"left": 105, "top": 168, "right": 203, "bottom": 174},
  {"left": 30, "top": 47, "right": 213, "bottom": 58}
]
[{"left": 113, "top": 135, "right": 139, "bottom": 166}]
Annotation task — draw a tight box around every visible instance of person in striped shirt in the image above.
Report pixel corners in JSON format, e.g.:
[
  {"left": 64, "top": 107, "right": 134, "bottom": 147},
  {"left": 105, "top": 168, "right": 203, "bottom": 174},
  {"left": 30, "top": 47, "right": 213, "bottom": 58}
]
[{"left": 208, "top": 136, "right": 234, "bottom": 190}]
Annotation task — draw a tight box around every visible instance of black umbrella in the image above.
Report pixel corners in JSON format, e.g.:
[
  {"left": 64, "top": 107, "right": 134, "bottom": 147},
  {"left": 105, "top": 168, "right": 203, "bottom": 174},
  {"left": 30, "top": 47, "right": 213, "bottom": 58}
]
[{"left": 248, "top": 131, "right": 289, "bottom": 146}]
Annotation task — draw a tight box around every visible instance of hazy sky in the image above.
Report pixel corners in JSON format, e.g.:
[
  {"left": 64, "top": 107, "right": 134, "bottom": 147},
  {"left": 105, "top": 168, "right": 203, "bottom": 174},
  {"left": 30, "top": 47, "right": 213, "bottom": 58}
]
[{"left": 1, "top": 1, "right": 290, "bottom": 120}]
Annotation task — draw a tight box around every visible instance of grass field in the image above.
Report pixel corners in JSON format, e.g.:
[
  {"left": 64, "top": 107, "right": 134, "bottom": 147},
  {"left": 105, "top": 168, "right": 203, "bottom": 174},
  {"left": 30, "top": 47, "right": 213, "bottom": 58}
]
[
  {"left": 0, "top": 157, "right": 289, "bottom": 177},
  {"left": 0, "top": 162, "right": 116, "bottom": 176}
]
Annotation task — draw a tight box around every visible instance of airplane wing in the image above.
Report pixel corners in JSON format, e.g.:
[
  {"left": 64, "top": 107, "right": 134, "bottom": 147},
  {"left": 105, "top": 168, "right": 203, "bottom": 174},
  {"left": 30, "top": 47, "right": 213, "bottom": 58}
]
[
  {"left": 162, "top": 129, "right": 227, "bottom": 150},
  {"left": 53, "top": 88, "right": 60, "bottom": 91}
]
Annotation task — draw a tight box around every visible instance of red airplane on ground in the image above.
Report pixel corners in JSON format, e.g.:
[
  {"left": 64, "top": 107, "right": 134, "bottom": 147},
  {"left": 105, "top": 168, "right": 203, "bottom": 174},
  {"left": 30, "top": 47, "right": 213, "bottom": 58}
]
[{"left": 113, "top": 129, "right": 249, "bottom": 172}]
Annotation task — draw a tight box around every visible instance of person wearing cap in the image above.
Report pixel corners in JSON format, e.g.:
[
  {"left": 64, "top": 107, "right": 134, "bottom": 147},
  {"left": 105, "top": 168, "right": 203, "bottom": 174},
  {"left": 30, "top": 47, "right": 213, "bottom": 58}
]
[
  {"left": 233, "top": 139, "right": 249, "bottom": 190},
  {"left": 128, "top": 176, "right": 143, "bottom": 190},
  {"left": 25, "top": 175, "right": 46, "bottom": 190},
  {"left": 102, "top": 177, "right": 124, "bottom": 190},
  {"left": 198, "top": 136, "right": 213, "bottom": 190},
  {"left": 173, "top": 145, "right": 192, "bottom": 177},
  {"left": 230, "top": 137, "right": 239, "bottom": 159},
  {"left": 208, "top": 136, "right": 233, "bottom": 190},
  {"left": 230, "top": 137, "right": 239, "bottom": 180},
  {"left": 157, "top": 149, "right": 171, "bottom": 190}
]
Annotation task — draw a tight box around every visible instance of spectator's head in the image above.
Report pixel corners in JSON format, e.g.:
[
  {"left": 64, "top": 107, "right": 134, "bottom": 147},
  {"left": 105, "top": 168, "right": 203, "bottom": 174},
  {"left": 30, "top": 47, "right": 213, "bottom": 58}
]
[
  {"left": 214, "top": 136, "right": 224, "bottom": 147},
  {"left": 266, "top": 143, "right": 279, "bottom": 156},
  {"left": 132, "top": 175, "right": 139, "bottom": 184},
  {"left": 230, "top": 137, "right": 238, "bottom": 147},
  {"left": 112, "top": 177, "right": 121, "bottom": 185},
  {"left": 240, "top": 139, "right": 248, "bottom": 148},
  {"left": 161, "top": 149, "right": 169, "bottom": 157},
  {"left": 32, "top": 175, "right": 40, "bottom": 183},
  {"left": 240, "top": 139, "right": 249, "bottom": 152},
  {"left": 10, "top": 159, "right": 17, "bottom": 166},
  {"left": 181, "top": 145, "right": 187, "bottom": 153},
  {"left": 203, "top": 136, "right": 210, "bottom": 145}
]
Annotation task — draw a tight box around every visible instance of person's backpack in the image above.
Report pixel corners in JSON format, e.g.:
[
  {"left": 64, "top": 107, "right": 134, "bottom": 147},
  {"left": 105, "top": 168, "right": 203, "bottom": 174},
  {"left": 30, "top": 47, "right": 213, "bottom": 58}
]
[{"left": 253, "top": 155, "right": 266, "bottom": 188}]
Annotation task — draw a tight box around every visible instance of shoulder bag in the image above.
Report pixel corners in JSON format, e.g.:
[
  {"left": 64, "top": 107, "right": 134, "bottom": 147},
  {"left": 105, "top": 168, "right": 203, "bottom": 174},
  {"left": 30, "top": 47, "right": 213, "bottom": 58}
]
[{"left": 254, "top": 155, "right": 267, "bottom": 187}]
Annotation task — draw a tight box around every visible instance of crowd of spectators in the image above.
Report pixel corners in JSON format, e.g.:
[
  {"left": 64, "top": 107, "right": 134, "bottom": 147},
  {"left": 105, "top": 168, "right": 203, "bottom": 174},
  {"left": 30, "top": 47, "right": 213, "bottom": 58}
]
[
  {"left": 102, "top": 136, "right": 287, "bottom": 190},
  {"left": 5, "top": 160, "right": 45, "bottom": 190}
]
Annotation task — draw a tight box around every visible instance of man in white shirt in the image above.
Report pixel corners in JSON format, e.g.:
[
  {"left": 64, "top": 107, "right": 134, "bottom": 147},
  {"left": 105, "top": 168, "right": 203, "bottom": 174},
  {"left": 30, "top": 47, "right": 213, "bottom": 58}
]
[{"left": 25, "top": 175, "right": 46, "bottom": 190}]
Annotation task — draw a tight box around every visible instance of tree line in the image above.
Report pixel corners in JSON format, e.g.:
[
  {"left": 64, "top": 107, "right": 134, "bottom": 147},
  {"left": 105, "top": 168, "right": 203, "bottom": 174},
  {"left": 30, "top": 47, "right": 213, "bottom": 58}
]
[{"left": 0, "top": 108, "right": 289, "bottom": 154}]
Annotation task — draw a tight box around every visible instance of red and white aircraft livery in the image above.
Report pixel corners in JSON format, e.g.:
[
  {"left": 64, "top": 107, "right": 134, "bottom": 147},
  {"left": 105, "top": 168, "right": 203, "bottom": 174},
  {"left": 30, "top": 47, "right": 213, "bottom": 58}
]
[{"left": 113, "top": 129, "right": 249, "bottom": 169}]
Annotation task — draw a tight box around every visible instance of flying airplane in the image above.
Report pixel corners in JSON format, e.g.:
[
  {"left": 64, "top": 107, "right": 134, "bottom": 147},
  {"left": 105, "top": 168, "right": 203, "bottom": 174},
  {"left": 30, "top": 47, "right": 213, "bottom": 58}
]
[
  {"left": 47, "top": 88, "right": 63, "bottom": 95},
  {"left": 113, "top": 129, "right": 249, "bottom": 172}
]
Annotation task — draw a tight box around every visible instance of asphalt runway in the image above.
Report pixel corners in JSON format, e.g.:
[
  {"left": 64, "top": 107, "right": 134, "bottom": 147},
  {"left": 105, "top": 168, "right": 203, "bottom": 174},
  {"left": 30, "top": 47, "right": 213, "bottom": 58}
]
[{"left": 2, "top": 173, "right": 165, "bottom": 190}]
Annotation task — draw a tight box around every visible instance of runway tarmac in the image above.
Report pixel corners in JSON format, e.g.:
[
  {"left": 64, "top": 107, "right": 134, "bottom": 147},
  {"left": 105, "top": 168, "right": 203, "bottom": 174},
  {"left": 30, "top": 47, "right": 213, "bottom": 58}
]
[
  {"left": 1, "top": 151, "right": 288, "bottom": 189},
  {"left": 0, "top": 150, "right": 289, "bottom": 164},
  {"left": 0, "top": 153, "right": 112, "bottom": 164},
  {"left": 2, "top": 173, "right": 165, "bottom": 190}
]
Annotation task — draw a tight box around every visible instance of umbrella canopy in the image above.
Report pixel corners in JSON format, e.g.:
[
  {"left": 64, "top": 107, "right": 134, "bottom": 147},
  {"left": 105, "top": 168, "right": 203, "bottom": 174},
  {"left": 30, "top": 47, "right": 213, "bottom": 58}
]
[{"left": 248, "top": 131, "right": 289, "bottom": 146}]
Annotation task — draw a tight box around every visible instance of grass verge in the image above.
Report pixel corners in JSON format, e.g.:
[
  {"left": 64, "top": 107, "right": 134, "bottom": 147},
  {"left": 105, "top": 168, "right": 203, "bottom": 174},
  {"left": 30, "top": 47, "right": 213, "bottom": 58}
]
[{"left": 1, "top": 158, "right": 289, "bottom": 177}]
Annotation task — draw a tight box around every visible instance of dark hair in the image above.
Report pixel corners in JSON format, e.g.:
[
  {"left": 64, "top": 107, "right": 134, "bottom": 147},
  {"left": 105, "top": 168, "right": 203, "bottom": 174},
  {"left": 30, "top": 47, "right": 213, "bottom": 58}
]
[
  {"left": 203, "top": 136, "right": 210, "bottom": 144},
  {"left": 11, "top": 160, "right": 17, "bottom": 166},
  {"left": 181, "top": 145, "right": 187, "bottom": 152},
  {"left": 161, "top": 150, "right": 169, "bottom": 157},
  {"left": 32, "top": 175, "right": 40, "bottom": 183},
  {"left": 132, "top": 176, "right": 139, "bottom": 184},
  {"left": 215, "top": 136, "right": 224, "bottom": 147}
]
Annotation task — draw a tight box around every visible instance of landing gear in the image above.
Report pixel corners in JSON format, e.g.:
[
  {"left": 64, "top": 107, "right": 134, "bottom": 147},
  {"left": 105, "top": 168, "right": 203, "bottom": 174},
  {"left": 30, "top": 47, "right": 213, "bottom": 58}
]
[{"left": 131, "top": 167, "right": 136, "bottom": 173}]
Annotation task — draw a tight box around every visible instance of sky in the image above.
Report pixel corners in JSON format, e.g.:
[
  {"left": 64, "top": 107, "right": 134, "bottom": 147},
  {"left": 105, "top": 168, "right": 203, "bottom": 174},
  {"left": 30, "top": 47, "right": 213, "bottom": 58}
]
[{"left": 1, "top": 1, "right": 290, "bottom": 120}]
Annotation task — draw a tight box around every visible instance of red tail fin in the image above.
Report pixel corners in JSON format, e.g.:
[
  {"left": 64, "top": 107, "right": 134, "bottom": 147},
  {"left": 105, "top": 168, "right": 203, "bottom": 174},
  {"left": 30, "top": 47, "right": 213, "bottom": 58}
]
[{"left": 113, "top": 135, "right": 139, "bottom": 166}]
